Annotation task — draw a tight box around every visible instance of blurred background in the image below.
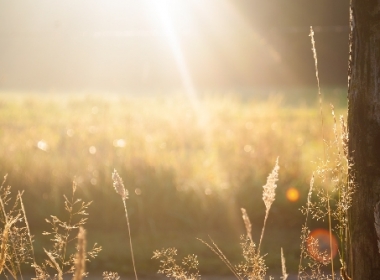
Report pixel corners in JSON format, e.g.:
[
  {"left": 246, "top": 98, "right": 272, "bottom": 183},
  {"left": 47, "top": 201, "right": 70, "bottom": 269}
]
[
  {"left": 0, "top": 0, "right": 349, "bottom": 92},
  {"left": 0, "top": 0, "right": 349, "bottom": 277}
]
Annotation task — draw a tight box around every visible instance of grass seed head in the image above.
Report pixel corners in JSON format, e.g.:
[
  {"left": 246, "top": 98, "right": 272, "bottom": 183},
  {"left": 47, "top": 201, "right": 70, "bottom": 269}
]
[
  {"left": 103, "top": 271, "right": 120, "bottom": 280},
  {"left": 112, "top": 170, "right": 128, "bottom": 200},
  {"left": 262, "top": 158, "right": 279, "bottom": 211}
]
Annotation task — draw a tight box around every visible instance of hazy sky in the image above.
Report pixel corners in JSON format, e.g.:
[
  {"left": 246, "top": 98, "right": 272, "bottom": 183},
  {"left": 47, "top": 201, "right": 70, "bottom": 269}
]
[{"left": 0, "top": 0, "right": 349, "bottom": 93}]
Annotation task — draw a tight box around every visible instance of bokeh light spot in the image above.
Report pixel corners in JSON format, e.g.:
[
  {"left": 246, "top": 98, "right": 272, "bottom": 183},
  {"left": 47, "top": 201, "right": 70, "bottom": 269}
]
[
  {"left": 135, "top": 188, "right": 142, "bottom": 195},
  {"left": 89, "top": 146, "right": 97, "bottom": 154},
  {"left": 244, "top": 145, "right": 252, "bottom": 153},
  {"left": 286, "top": 187, "right": 300, "bottom": 202},
  {"left": 37, "top": 140, "right": 48, "bottom": 151},
  {"left": 66, "top": 129, "right": 74, "bottom": 137},
  {"left": 113, "top": 139, "right": 126, "bottom": 148},
  {"left": 204, "top": 188, "right": 212, "bottom": 195},
  {"left": 307, "top": 229, "right": 338, "bottom": 263}
]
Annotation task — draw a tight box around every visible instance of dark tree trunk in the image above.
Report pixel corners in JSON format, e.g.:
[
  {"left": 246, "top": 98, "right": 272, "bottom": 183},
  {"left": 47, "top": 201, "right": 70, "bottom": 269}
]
[{"left": 348, "top": 0, "right": 380, "bottom": 279}]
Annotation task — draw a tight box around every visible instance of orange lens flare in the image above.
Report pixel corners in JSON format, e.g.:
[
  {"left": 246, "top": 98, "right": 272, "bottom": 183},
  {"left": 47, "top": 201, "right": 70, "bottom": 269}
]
[
  {"left": 307, "top": 229, "right": 338, "bottom": 263},
  {"left": 286, "top": 187, "right": 300, "bottom": 202}
]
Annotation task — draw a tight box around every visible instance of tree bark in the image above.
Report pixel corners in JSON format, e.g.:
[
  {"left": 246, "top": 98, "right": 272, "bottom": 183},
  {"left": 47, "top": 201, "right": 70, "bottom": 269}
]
[{"left": 348, "top": 0, "right": 380, "bottom": 279}]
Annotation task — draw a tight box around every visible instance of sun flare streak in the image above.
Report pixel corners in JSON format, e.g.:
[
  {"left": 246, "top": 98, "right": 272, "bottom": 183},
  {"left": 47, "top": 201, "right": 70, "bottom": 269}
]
[{"left": 154, "top": 2, "right": 208, "bottom": 127}]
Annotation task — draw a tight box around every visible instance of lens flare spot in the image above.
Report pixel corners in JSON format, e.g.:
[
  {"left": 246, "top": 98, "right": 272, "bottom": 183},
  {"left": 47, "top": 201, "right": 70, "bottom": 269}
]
[
  {"left": 204, "top": 188, "right": 212, "bottom": 195},
  {"left": 307, "top": 229, "right": 338, "bottom": 263},
  {"left": 89, "top": 146, "right": 97, "bottom": 154},
  {"left": 244, "top": 145, "right": 252, "bottom": 153},
  {"left": 113, "top": 139, "right": 126, "bottom": 148},
  {"left": 66, "top": 129, "right": 74, "bottom": 137},
  {"left": 37, "top": 140, "right": 49, "bottom": 151},
  {"left": 286, "top": 187, "right": 300, "bottom": 202}
]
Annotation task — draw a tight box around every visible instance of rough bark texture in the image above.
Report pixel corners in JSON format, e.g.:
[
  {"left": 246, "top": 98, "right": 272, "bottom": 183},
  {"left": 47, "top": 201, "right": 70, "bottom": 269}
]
[{"left": 348, "top": 0, "right": 380, "bottom": 279}]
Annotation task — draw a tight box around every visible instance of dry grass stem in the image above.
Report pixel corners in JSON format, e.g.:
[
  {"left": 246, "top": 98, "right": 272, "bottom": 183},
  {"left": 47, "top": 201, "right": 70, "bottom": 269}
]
[
  {"left": 74, "top": 226, "right": 86, "bottom": 280},
  {"left": 44, "top": 248, "right": 63, "bottom": 280},
  {"left": 112, "top": 170, "right": 138, "bottom": 280},
  {"left": 241, "top": 208, "right": 252, "bottom": 242},
  {"left": 33, "top": 182, "right": 100, "bottom": 280},
  {"left": 326, "top": 195, "right": 334, "bottom": 279},
  {"left": 281, "top": 248, "right": 288, "bottom": 280},
  {"left": 298, "top": 175, "right": 314, "bottom": 279},
  {"left": 18, "top": 191, "right": 37, "bottom": 267},
  {"left": 0, "top": 215, "right": 20, "bottom": 275},
  {"left": 0, "top": 191, "right": 8, "bottom": 225},
  {"left": 198, "top": 237, "right": 242, "bottom": 280},
  {"left": 236, "top": 235, "right": 267, "bottom": 280},
  {"left": 309, "top": 25, "right": 326, "bottom": 158},
  {"left": 122, "top": 200, "right": 138, "bottom": 280}
]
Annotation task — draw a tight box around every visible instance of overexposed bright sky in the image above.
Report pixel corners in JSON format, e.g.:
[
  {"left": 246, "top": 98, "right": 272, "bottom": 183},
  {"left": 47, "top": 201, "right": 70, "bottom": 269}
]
[{"left": 0, "top": 0, "right": 349, "bottom": 92}]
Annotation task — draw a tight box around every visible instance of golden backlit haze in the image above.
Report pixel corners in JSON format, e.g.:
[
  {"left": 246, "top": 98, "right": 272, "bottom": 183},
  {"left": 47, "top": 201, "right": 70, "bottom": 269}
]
[
  {"left": 0, "top": 0, "right": 350, "bottom": 276},
  {"left": 0, "top": 93, "right": 346, "bottom": 274}
]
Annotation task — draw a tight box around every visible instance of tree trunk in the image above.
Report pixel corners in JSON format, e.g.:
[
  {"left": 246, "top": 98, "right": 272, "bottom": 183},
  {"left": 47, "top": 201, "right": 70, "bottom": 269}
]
[{"left": 348, "top": 0, "right": 380, "bottom": 279}]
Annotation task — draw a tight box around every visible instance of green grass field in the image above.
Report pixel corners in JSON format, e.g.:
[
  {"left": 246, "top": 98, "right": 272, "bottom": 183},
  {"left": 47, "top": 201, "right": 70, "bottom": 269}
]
[{"left": 0, "top": 89, "right": 347, "bottom": 277}]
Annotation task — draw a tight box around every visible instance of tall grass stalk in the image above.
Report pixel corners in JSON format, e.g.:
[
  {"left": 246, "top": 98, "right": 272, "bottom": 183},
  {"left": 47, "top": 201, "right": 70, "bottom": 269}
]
[
  {"left": 0, "top": 178, "right": 21, "bottom": 276},
  {"left": 298, "top": 175, "right": 314, "bottom": 279},
  {"left": 18, "top": 191, "right": 37, "bottom": 273},
  {"left": 0, "top": 187, "right": 8, "bottom": 275},
  {"left": 73, "top": 226, "right": 86, "bottom": 280},
  {"left": 198, "top": 236, "right": 242, "bottom": 280},
  {"left": 310, "top": 26, "right": 334, "bottom": 279},
  {"left": 0, "top": 215, "right": 19, "bottom": 275},
  {"left": 196, "top": 161, "right": 279, "bottom": 280},
  {"left": 281, "top": 248, "right": 288, "bottom": 280},
  {"left": 112, "top": 170, "right": 138, "bottom": 280},
  {"left": 310, "top": 26, "right": 326, "bottom": 158},
  {"left": 44, "top": 249, "right": 63, "bottom": 280}
]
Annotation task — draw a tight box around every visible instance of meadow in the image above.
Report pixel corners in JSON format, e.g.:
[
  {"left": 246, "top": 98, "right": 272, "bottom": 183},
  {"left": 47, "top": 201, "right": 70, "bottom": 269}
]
[{"left": 0, "top": 89, "right": 347, "bottom": 278}]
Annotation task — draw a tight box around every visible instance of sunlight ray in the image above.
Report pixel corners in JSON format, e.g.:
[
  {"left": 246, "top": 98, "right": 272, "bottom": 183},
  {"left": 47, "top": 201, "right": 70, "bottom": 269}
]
[{"left": 154, "top": 1, "right": 208, "bottom": 128}]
